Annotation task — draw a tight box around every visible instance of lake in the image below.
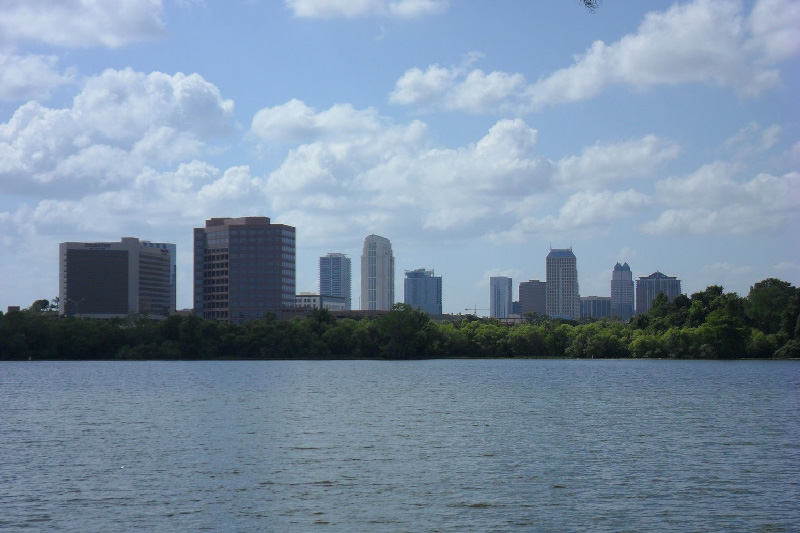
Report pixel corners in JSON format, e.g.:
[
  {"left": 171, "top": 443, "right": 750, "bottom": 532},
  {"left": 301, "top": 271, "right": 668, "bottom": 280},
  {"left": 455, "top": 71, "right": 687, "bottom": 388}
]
[{"left": 1, "top": 359, "right": 798, "bottom": 531}]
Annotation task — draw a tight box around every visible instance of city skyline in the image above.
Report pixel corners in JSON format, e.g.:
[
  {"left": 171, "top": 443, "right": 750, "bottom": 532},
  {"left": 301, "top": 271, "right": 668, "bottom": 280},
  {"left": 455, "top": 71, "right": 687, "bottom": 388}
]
[
  {"left": 1, "top": 1, "right": 798, "bottom": 315},
  {"left": 51, "top": 227, "right": 696, "bottom": 318}
]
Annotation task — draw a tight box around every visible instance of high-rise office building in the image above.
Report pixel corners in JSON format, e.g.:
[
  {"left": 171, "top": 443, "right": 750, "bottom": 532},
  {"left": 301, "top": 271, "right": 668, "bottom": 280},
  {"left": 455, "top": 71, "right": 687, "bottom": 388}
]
[
  {"left": 404, "top": 268, "right": 442, "bottom": 315},
  {"left": 361, "top": 234, "right": 394, "bottom": 310},
  {"left": 610, "top": 262, "right": 635, "bottom": 320},
  {"left": 59, "top": 237, "right": 175, "bottom": 319},
  {"left": 546, "top": 248, "right": 580, "bottom": 320},
  {"left": 636, "top": 271, "right": 682, "bottom": 314},
  {"left": 519, "top": 280, "right": 547, "bottom": 316},
  {"left": 489, "top": 276, "right": 513, "bottom": 318},
  {"left": 320, "top": 253, "right": 351, "bottom": 310},
  {"left": 194, "top": 216, "right": 295, "bottom": 323}
]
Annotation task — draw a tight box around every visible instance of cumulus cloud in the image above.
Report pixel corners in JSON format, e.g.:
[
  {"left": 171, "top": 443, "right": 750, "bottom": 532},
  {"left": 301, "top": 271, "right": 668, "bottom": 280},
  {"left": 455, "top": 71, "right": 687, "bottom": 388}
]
[
  {"left": 250, "top": 99, "right": 382, "bottom": 145},
  {"left": 491, "top": 189, "right": 652, "bottom": 242},
  {"left": 249, "top": 101, "right": 557, "bottom": 241},
  {"left": 286, "top": 0, "right": 447, "bottom": 18},
  {"left": 0, "top": 52, "right": 76, "bottom": 101},
  {"left": 389, "top": 61, "right": 529, "bottom": 113},
  {"left": 390, "top": 0, "right": 800, "bottom": 113},
  {"left": 724, "top": 122, "right": 783, "bottom": 155},
  {"left": 555, "top": 135, "right": 680, "bottom": 189},
  {"left": 747, "top": 0, "right": 800, "bottom": 63},
  {"left": 644, "top": 167, "right": 800, "bottom": 234},
  {"left": 0, "top": 0, "right": 164, "bottom": 49},
  {"left": 0, "top": 69, "right": 234, "bottom": 196}
]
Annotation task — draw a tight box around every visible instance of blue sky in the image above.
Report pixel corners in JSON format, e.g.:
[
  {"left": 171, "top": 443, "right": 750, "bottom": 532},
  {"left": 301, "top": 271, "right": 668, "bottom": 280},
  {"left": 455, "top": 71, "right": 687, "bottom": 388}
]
[{"left": 1, "top": 0, "right": 798, "bottom": 314}]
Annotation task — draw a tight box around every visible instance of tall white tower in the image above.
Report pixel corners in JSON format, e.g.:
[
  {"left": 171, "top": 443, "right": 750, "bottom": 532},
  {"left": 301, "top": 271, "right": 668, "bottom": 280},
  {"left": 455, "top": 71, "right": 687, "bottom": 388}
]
[{"left": 361, "top": 234, "right": 394, "bottom": 311}]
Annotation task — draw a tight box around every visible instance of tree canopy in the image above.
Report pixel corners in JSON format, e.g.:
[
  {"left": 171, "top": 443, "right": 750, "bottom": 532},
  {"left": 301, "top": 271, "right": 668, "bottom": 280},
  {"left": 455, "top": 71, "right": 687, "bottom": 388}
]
[{"left": 2, "top": 278, "right": 797, "bottom": 361}]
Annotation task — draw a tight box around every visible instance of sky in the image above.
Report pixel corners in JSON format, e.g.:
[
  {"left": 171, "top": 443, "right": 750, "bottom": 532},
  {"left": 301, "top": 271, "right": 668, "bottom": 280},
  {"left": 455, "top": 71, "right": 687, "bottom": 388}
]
[{"left": 0, "top": 0, "right": 798, "bottom": 315}]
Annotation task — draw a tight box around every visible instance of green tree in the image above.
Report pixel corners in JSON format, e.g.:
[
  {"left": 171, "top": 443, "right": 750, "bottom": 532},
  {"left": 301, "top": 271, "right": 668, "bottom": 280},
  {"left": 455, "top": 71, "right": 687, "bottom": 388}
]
[
  {"left": 28, "top": 299, "right": 51, "bottom": 313},
  {"left": 629, "top": 331, "right": 668, "bottom": 359},
  {"left": 780, "top": 290, "right": 800, "bottom": 340},
  {"left": 507, "top": 325, "right": 548, "bottom": 357},
  {"left": 746, "top": 278, "right": 796, "bottom": 334},
  {"left": 375, "top": 304, "right": 432, "bottom": 359}
]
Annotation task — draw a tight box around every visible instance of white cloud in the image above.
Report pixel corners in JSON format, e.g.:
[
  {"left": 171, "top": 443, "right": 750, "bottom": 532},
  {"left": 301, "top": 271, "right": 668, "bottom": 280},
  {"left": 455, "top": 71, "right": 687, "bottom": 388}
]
[
  {"left": 390, "top": 0, "right": 800, "bottom": 113},
  {"left": 389, "top": 64, "right": 461, "bottom": 106},
  {"left": 529, "top": 0, "right": 784, "bottom": 105},
  {"left": 0, "top": 0, "right": 164, "bottom": 49},
  {"left": 644, "top": 168, "right": 800, "bottom": 234},
  {"left": 747, "top": 0, "right": 800, "bottom": 63},
  {"left": 0, "top": 52, "right": 76, "bottom": 101},
  {"left": 724, "top": 122, "right": 783, "bottom": 155},
  {"left": 655, "top": 162, "right": 743, "bottom": 207},
  {"left": 0, "top": 69, "right": 234, "bottom": 195},
  {"left": 555, "top": 135, "right": 680, "bottom": 189},
  {"left": 286, "top": 0, "right": 447, "bottom": 18},
  {"left": 250, "top": 99, "right": 382, "bottom": 144},
  {"left": 251, "top": 102, "right": 555, "bottom": 242},
  {"left": 490, "top": 189, "right": 652, "bottom": 242},
  {"left": 389, "top": 60, "right": 529, "bottom": 114}
]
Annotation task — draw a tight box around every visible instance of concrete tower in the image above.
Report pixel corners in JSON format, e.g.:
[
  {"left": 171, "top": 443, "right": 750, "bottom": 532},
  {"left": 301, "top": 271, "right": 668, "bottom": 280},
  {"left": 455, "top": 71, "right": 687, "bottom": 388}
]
[
  {"left": 610, "top": 262, "right": 634, "bottom": 320},
  {"left": 546, "top": 247, "right": 580, "bottom": 320},
  {"left": 361, "top": 234, "right": 394, "bottom": 310}
]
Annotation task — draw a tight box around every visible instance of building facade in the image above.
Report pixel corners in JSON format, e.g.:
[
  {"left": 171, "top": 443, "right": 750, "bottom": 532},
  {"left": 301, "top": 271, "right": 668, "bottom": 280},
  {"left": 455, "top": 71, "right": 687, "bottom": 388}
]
[
  {"left": 581, "top": 296, "right": 612, "bottom": 319},
  {"left": 319, "top": 253, "right": 351, "bottom": 310},
  {"left": 610, "top": 262, "right": 635, "bottom": 321},
  {"left": 361, "top": 234, "right": 394, "bottom": 311},
  {"left": 636, "top": 271, "right": 682, "bottom": 314},
  {"left": 295, "top": 293, "right": 348, "bottom": 311},
  {"left": 59, "top": 237, "right": 175, "bottom": 319},
  {"left": 519, "top": 280, "right": 547, "bottom": 316},
  {"left": 546, "top": 248, "right": 580, "bottom": 320},
  {"left": 489, "top": 276, "right": 513, "bottom": 318},
  {"left": 404, "top": 268, "right": 442, "bottom": 315},
  {"left": 194, "top": 216, "right": 295, "bottom": 323}
]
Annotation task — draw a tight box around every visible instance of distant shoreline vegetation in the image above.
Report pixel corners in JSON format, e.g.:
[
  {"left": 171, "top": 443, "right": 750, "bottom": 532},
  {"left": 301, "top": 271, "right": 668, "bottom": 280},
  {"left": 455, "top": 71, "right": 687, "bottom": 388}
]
[{"left": 2, "top": 278, "right": 799, "bottom": 361}]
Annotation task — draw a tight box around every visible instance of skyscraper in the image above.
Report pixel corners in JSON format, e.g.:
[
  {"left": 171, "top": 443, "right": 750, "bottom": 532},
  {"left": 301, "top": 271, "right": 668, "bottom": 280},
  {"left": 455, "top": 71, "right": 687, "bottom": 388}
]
[
  {"left": 59, "top": 237, "right": 175, "bottom": 319},
  {"left": 519, "top": 280, "right": 547, "bottom": 316},
  {"left": 636, "top": 271, "right": 682, "bottom": 314},
  {"left": 319, "top": 253, "right": 351, "bottom": 310},
  {"left": 361, "top": 234, "right": 394, "bottom": 311},
  {"left": 610, "top": 262, "right": 635, "bottom": 320},
  {"left": 194, "top": 216, "right": 295, "bottom": 323},
  {"left": 404, "top": 268, "right": 442, "bottom": 315},
  {"left": 489, "top": 276, "right": 513, "bottom": 318},
  {"left": 546, "top": 247, "right": 580, "bottom": 320}
]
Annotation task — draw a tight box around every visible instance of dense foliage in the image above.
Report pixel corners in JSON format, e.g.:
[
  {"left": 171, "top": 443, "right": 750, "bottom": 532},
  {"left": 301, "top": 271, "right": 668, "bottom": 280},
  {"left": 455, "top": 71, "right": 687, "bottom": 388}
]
[{"left": 2, "top": 278, "right": 798, "bottom": 360}]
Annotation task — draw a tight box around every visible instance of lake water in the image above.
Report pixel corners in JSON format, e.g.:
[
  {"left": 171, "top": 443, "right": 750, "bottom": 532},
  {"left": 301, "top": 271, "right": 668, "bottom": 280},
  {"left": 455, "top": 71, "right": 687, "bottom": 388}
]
[{"left": 1, "top": 359, "right": 798, "bottom": 531}]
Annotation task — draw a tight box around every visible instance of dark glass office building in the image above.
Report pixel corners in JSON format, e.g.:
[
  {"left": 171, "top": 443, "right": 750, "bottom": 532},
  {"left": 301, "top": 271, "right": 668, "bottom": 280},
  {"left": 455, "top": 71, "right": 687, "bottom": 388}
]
[
  {"left": 404, "top": 268, "right": 442, "bottom": 315},
  {"left": 319, "top": 253, "right": 351, "bottom": 310},
  {"left": 59, "top": 237, "right": 175, "bottom": 319},
  {"left": 194, "top": 216, "right": 295, "bottom": 323}
]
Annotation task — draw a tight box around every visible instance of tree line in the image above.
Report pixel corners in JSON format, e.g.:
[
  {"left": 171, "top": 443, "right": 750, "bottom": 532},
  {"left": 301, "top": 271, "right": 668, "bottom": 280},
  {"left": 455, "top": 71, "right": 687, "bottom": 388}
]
[{"left": 1, "top": 278, "right": 798, "bottom": 361}]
